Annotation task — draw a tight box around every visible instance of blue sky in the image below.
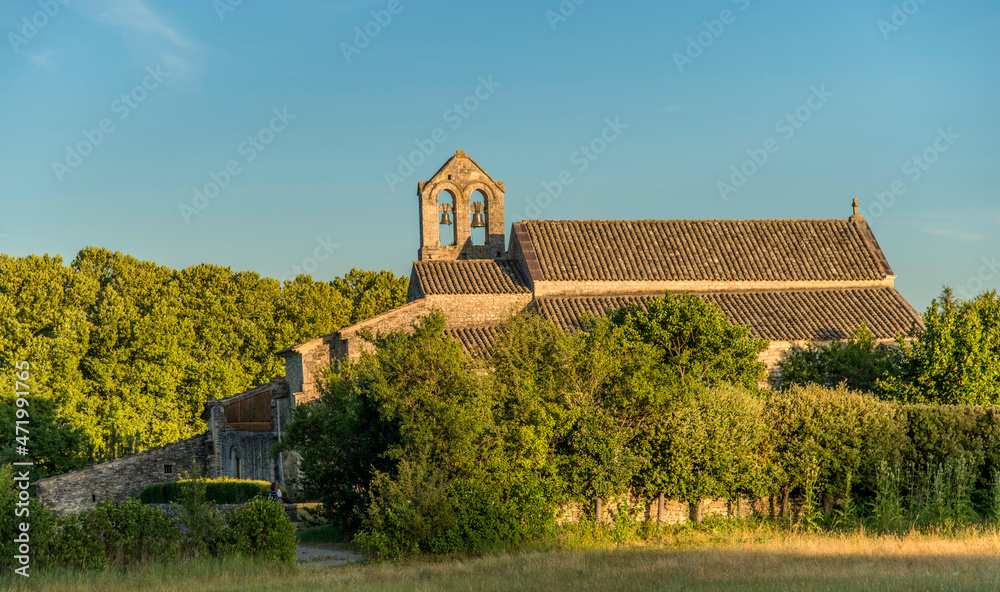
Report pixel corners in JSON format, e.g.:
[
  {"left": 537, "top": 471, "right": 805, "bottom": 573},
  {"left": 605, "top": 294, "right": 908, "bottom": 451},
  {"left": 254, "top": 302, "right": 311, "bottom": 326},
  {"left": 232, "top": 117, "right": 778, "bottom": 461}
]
[{"left": 0, "top": 0, "right": 997, "bottom": 309}]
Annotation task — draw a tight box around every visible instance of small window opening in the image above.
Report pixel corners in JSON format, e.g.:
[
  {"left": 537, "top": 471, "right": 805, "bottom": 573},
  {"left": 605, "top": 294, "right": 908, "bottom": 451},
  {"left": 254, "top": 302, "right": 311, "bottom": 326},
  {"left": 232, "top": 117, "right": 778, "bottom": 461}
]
[
  {"left": 164, "top": 464, "right": 173, "bottom": 474},
  {"left": 92, "top": 493, "right": 96, "bottom": 503}
]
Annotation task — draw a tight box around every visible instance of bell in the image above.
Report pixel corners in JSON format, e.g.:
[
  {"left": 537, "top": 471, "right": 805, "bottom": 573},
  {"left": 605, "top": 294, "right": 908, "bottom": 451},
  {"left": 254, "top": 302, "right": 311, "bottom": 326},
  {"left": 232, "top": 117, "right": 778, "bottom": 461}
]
[
  {"left": 439, "top": 212, "right": 452, "bottom": 225},
  {"left": 471, "top": 212, "right": 486, "bottom": 228}
]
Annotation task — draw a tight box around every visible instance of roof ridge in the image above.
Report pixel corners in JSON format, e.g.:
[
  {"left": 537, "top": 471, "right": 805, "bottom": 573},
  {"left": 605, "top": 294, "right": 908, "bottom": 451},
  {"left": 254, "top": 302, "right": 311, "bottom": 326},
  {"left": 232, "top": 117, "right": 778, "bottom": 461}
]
[{"left": 522, "top": 218, "right": 855, "bottom": 223}]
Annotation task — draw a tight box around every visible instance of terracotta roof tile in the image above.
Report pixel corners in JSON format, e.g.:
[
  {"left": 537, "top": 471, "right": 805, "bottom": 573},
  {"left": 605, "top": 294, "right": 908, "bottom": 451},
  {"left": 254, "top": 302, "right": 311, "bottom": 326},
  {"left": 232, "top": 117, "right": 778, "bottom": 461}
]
[
  {"left": 522, "top": 220, "right": 889, "bottom": 282},
  {"left": 444, "top": 326, "right": 499, "bottom": 357},
  {"left": 413, "top": 260, "right": 530, "bottom": 295},
  {"left": 533, "top": 288, "right": 922, "bottom": 341}
]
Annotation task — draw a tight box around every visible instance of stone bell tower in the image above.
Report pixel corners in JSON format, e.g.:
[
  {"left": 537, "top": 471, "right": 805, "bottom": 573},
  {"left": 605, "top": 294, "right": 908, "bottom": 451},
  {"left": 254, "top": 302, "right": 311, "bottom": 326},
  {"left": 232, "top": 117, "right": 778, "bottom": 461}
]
[{"left": 417, "top": 150, "right": 506, "bottom": 261}]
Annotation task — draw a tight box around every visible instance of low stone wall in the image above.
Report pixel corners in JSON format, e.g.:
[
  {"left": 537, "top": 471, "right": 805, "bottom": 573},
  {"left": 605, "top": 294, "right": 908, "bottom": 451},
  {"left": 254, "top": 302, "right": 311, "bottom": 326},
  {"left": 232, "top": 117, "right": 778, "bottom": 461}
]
[
  {"left": 33, "top": 433, "right": 209, "bottom": 515},
  {"left": 147, "top": 502, "right": 298, "bottom": 523},
  {"left": 558, "top": 494, "right": 776, "bottom": 526}
]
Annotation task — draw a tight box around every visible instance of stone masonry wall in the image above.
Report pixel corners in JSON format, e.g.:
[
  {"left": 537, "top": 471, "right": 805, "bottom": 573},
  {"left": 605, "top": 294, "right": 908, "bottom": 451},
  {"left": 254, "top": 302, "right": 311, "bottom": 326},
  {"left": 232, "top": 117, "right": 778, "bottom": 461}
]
[
  {"left": 33, "top": 433, "right": 209, "bottom": 515},
  {"left": 281, "top": 337, "right": 329, "bottom": 404},
  {"left": 423, "top": 293, "right": 533, "bottom": 328},
  {"left": 558, "top": 494, "right": 775, "bottom": 526},
  {"left": 217, "top": 430, "right": 276, "bottom": 482}
]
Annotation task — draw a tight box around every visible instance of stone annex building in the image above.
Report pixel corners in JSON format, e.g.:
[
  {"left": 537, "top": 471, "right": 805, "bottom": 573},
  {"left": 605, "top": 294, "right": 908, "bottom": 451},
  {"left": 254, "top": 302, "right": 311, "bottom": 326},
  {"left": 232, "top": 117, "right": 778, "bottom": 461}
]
[{"left": 35, "top": 150, "right": 923, "bottom": 514}]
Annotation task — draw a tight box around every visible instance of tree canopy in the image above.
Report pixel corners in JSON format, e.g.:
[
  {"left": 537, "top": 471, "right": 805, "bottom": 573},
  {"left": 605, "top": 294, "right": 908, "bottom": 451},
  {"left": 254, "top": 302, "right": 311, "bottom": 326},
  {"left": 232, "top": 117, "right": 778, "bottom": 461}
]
[{"left": 0, "top": 248, "right": 407, "bottom": 473}]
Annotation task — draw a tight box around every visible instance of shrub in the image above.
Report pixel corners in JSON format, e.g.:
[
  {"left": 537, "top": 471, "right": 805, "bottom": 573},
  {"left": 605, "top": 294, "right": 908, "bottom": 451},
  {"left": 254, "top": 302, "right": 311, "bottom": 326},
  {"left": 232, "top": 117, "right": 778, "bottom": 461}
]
[
  {"left": 224, "top": 497, "right": 297, "bottom": 564},
  {"left": 79, "top": 499, "right": 180, "bottom": 566},
  {"left": 0, "top": 464, "right": 58, "bottom": 575},
  {"left": 765, "top": 384, "right": 905, "bottom": 506},
  {"left": 899, "top": 404, "right": 1000, "bottom": 514},
  {"left": 771, "top": 322, "right": 902, "bottom": 395},
  {"left": 138, "top": 477, "right": 284, "bottom": 505},
  {"left": 653, "top": 384, "right": 769, "bottom": 512},
  {"left": 48, "top": 513, "right": 105, "bottom": 570}
]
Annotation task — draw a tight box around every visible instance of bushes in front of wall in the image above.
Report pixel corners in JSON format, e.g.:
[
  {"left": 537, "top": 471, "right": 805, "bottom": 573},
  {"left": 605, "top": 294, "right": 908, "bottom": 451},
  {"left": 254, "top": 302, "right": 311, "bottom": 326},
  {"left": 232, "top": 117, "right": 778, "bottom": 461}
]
[
  {"left": 282, "top": 308, "right": 1000, "bottom": 560},
  {"left": 0, "top": 466, "right": 297, "bottom": 575},
  {"left": 138, "top": 477, "right": 288, "bottom": 505},
  {"left": 224, "top": 496, "right": 297, "bottom": 564}
]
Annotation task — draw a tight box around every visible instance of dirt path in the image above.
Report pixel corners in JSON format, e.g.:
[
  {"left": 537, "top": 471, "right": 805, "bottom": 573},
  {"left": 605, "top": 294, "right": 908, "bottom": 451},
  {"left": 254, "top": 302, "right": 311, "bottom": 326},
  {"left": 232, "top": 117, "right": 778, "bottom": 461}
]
[{"left": 296, "top": 543, "right": 364, "bottom": 568}]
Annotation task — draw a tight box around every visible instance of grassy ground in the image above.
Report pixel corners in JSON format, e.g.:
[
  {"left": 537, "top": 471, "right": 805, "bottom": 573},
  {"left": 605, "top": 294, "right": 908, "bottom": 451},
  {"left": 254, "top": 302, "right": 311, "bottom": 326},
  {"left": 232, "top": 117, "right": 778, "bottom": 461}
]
[{"left": 6, "top": 527, "right": 1000, "bottom": 592}]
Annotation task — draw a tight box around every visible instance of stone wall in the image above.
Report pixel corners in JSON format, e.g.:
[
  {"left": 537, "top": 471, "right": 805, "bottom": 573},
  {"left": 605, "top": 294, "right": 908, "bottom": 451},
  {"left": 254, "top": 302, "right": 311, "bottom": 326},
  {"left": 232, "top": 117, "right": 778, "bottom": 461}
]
[
  {"left": 280, "top": 336, "right": 331, "bottom": 404},
  {"left": 423, "top": 293, "right": 533, "bottom": 328},
  {"left": 217, "top": 430, "right": 276, "bottom": 482},
  {"left": 331, "top": 301, "right": 433, "bottom": 363},
  {"left": 558, "top": 494, "right": 775, "bottom": 526},
  {"left": 33, "top": 433, "right": 209, "bottom": 515}
]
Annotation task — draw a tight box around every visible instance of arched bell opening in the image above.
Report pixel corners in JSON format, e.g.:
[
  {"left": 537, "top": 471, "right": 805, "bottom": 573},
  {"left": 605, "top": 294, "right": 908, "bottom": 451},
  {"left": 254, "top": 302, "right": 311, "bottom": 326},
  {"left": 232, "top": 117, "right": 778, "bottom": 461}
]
[
  {"left": 437, "top": 189, "right": 456, "bottom": 246},
  {"left": 470, "top": 189, "right": 488, "bottom": 246}
]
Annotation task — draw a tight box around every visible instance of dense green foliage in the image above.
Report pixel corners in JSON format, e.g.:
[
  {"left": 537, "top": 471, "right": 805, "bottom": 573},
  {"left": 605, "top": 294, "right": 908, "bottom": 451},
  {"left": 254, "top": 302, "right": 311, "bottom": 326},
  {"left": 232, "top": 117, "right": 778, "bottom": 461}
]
[
  {"left": 881, "top": 288, "right": 1000, "bottom": 404},
  {"left": 601, "top": 294, "right": 769, "bottom": 391},
  {"left": 765, "top": 384, "right": 903, "bottom": 502},
  {"left": 138, "top": 477, "right": 286, "bottom": 505},
  {"left": 0, "top": 465, "right": 297, "bottom": 574},
  {"left": 223, "top": 497, "right": 297, "bottom": 564},
  {"left": 0, "top": 249, "right": 406, "bottom": 473},
  {"left": 775, "top": 289, "right": 1000, "bottom": 405},
  {"left": 283, "top": 289, "right": 1000, "bottom": 558},
  {"left": 771, "top": 322, "right": 903, "bottom": 395}
]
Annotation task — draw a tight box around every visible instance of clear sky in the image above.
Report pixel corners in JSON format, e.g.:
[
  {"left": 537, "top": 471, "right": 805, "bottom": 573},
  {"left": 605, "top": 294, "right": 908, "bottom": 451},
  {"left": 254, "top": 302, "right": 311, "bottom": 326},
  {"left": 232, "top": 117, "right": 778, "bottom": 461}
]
[{"left": 1, "top": 0, "right": 997, "bottom": 309}]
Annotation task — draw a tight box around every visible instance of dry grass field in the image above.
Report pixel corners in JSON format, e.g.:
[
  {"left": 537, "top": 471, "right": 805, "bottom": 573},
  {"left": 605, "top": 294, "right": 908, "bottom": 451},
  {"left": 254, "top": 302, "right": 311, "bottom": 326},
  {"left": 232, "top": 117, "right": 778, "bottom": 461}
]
[{"left": 5, "top": 529, "right": 1000, "bottom": 592}]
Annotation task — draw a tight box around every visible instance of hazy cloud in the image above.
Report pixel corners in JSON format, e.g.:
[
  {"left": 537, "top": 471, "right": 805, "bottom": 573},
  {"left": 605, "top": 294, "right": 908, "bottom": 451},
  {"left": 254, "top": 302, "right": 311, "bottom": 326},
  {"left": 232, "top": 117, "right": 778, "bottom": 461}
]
[
  {"left": 921, "top": 227, "right": 984, "bottom": 241},
  {"left": 25, "top": 50, "right": 57, "bottom": 72},
  {"left": 72, "top": 0, "right": 197, "bottom": 74}
]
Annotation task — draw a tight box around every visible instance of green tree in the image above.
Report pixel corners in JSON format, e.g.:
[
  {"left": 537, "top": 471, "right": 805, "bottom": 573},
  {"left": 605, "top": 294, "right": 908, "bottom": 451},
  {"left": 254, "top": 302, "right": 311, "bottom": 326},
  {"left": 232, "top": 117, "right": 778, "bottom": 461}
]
[
  {"left": 880, "top": 288, "right": 1000, "bottom": 404},
  {"left": 765, "top": 384, "right": 904, "bottom": 513},
  {"left": 603, "top": 292, "right": 769, "bottom": 391},
  {"left": 333, "top": 268, "right": 408, "bottom": 324},
  {"left": 771, "top": 322, "right": 903, "bottom": 395},
  {"left": 1, "top": 246, "right": 409, "bottom": 468},
  {"left": 654, "top": 384, "right": 769, "bottom": 516}
]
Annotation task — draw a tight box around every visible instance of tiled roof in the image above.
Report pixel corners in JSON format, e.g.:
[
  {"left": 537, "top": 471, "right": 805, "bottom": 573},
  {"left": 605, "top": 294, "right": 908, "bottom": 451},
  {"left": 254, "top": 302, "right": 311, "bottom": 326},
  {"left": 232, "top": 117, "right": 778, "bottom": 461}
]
[
  {"left": 534, "top": 288, "right": 922, "bottom": 341},
  {"left": 444, "top": 326, "right": 499, "bottom": 357},
  {"left": 413, "top": 260, "right": 530, "bottom": 295},
  {"left": 520, "top": 219, "right": 892, "bottom": 282}
]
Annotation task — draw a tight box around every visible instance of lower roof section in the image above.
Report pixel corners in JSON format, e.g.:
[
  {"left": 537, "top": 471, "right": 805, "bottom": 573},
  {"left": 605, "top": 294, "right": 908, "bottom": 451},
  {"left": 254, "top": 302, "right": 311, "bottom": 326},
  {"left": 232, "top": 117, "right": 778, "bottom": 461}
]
[
  {"left": 442, "top": 287, "right": 923, "bottom": 356},
  {"left": 534, "top": 287, "right": 923, "bottom": 342}
]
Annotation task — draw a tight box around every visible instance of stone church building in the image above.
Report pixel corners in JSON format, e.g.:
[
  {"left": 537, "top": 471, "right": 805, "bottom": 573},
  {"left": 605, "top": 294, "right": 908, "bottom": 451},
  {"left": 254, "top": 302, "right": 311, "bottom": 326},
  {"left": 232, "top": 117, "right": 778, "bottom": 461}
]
[{"left": 34, "top": 150, "right": 923, "bottom": 514}]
